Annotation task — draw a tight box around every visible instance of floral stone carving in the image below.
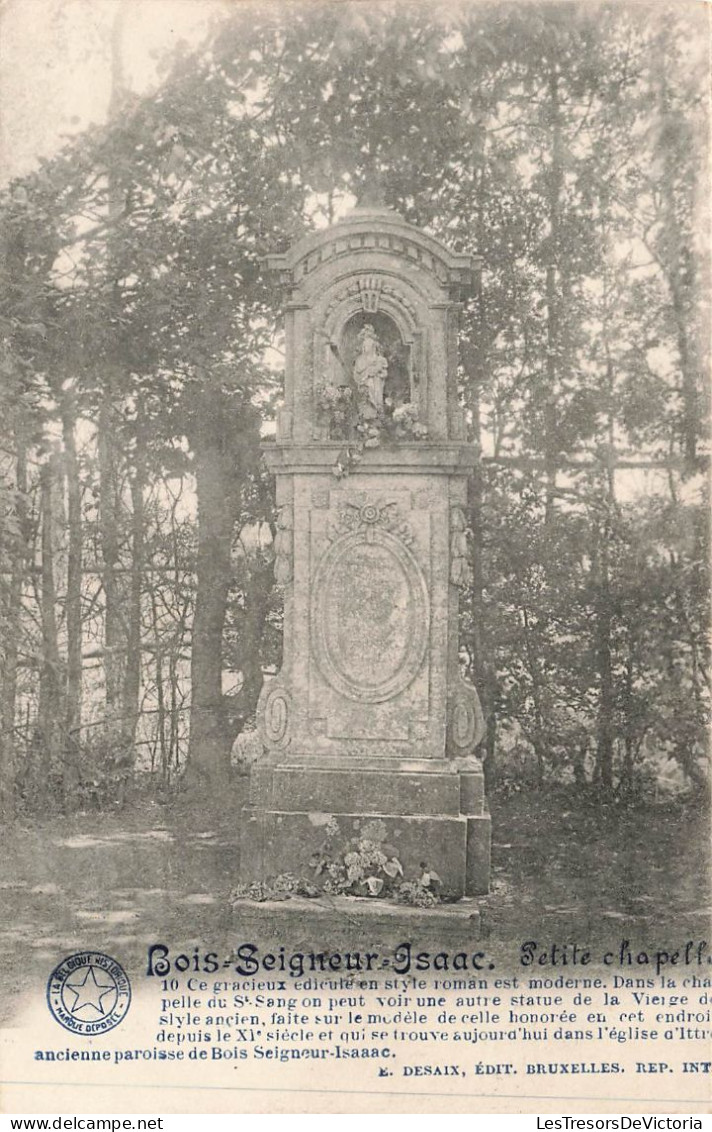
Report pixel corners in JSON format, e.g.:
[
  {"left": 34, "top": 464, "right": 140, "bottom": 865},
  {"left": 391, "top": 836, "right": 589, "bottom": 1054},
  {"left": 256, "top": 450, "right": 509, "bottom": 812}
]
[
  {"left": 328, "top": 498, "right": 414, "bottom": 546},
  {"left": 273, "top": 505, "right": 294, "bottom": 585},
  {"left": 450, "top": 506, "right": 472, "bottom": 587}
]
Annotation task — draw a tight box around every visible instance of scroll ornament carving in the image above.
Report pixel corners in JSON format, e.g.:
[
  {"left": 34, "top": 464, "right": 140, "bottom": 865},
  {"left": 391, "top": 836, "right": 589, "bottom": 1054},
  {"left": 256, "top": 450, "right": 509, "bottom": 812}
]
[
  {"left": 357, "top": 275, "right": 383, "bottom": 313},
  {"left": 447, "top": 678, "right": 485, "bottom": 758},
  {"left": 323, "top": 277, "right": 417, "bottom": 325},
  {"left": 450, "top": 506, "right": 471, "bottom": 587},
  {"left": 273, "top": 506, "right": 294, "bottom": 585},
  {"left": 257, "top": 675, "right": 292, "bottom": 752}
]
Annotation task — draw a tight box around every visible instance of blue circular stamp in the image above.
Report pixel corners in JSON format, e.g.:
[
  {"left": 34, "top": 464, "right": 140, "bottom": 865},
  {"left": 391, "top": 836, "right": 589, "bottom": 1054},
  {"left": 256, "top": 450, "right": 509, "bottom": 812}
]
[{"left": 47, "top": 952, "right": 131, "bottom": 1035}]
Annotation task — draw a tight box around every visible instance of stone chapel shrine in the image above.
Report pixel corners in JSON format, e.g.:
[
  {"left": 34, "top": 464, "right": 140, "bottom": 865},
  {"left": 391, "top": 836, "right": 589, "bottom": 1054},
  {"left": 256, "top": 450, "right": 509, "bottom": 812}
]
[{"left": 240, "top": 199, "right": 491, "bottom": 900}]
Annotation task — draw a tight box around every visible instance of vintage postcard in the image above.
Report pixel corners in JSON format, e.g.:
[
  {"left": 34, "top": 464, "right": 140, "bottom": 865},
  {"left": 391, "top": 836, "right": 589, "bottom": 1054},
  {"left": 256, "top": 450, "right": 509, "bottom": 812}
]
[{"left": 0, "top": 0, "right": 709, "bottom": 1116}]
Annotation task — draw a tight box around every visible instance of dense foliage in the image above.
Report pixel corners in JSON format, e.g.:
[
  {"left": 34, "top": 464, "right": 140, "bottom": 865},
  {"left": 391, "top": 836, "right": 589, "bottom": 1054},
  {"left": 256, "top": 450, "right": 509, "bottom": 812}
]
[{"left": 0, "top": 1, "right": 708, "bottom": 815}]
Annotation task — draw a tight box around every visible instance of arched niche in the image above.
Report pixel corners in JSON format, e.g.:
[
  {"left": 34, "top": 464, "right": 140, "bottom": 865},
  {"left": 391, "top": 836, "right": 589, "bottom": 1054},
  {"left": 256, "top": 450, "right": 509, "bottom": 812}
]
[
  {"left": 340, "top": 310, "right": 411, "bottom": 408},
  {"left": 313, "top": 275, "right": 428, "bottom": 441}
]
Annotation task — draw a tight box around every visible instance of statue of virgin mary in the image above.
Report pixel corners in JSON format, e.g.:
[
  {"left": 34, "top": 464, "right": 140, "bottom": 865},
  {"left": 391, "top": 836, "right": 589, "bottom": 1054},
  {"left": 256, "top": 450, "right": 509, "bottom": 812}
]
[{"left": 353, "top": 324, "right": 388, "bottom": 419}]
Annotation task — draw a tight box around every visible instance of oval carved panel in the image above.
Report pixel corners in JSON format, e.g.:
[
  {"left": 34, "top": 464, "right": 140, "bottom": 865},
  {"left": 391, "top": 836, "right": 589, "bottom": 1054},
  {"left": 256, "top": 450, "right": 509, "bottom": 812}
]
[{"left": 311, "top": 529, "right": 429, "bottom": 703}]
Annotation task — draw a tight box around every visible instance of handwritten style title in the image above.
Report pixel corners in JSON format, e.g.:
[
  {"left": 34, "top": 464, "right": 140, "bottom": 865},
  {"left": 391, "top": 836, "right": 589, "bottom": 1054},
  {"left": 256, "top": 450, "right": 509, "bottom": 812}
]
[{"left": 146, "top": 940, "right": 711, "bottom": 980}]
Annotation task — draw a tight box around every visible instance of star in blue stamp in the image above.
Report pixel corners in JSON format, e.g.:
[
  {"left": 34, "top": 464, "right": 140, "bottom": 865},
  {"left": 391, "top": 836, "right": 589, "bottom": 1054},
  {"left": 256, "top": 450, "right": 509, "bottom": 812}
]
[{"left": 47, "top": 952, "right": 131, "bottom": 1035}]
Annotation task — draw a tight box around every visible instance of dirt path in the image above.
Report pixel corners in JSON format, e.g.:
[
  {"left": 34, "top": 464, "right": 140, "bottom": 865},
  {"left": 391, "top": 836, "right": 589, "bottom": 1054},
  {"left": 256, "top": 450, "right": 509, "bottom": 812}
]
[{"left": 0, "top": 800, "right": 238, "bottom": 1022}]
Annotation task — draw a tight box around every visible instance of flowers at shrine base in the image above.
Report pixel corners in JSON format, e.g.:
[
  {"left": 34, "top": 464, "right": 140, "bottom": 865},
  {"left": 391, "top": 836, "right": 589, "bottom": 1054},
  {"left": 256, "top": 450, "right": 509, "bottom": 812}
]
[
  {"left": 315, "top": 382, "right": 354, "bottom": 439},
  {"left": 317, "top": 387, "right": 429, "bottom": 479},
  {"left": 230, "top": 817, "right": 443, "bottom": 908},
  {"left": 307, "top": 818, "right": 443, "bottom": 907}
]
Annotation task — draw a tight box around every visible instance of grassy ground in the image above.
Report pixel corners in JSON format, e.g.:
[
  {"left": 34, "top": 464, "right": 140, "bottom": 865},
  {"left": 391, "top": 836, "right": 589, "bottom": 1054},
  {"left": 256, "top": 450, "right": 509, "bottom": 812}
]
[
  {"left": 480, "top": 790, "right": 710, "bottom": 967},
  {"left": 1, "top": 788, "right": 708, "bottom": 1021}
]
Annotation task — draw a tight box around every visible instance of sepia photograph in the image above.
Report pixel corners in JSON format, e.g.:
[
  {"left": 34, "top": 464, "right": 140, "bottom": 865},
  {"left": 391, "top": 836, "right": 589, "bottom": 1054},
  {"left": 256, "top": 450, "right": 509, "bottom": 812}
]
[{"left": 0, "top": 0, "right": 709, "bottom": 1116}]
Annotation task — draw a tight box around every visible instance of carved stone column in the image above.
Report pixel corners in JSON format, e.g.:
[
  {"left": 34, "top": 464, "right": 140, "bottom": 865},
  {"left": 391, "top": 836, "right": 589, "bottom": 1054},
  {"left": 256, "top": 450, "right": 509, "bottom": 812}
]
[{"left": 240, "top": 202, "right": 491, "bottom": 899}]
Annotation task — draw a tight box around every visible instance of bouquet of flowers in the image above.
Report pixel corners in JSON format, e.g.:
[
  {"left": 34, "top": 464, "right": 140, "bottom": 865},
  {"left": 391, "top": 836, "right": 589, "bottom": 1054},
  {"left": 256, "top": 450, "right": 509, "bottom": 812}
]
[
  {"left": 391, "top": 402, "right": 428, "bottom": 439},
  {"left": 315, "top": 383, "right": 353, "bottom": 439}
]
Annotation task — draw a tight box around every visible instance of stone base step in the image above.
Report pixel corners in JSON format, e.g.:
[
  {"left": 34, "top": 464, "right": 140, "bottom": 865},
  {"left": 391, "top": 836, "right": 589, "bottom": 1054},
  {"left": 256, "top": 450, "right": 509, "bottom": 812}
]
[{"left": 231, "top": 893, "right": 482, "bottom": 955}]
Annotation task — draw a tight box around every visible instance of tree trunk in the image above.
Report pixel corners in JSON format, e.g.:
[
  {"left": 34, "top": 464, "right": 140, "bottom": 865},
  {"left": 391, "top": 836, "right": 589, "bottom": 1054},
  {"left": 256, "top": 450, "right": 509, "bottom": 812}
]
[
  {"left": 467, "top": 393, "right": 498, "bottom": 787},
  {"left": 185, "top": 432, "right": 236, "bottom": 791},
  {"left": 185, "top": 379, "right": 261, "bottom": 794},
  {"left": 61, "top": 394, "right": 82, "bottom": 807},
  {"left": 169, "top": 650, "right": 180, "bottom": 783},
  {"left": 521, "top": 600, "right": 547, "bottom": 785},
  {"left": 37, "top": 455, "right": 64, "bottom": 810},
  {"left": 98, "top": 399, "right": 125, "bottom": 762},
  {"left": 0, "top": 427, "right": 27, "bottom": 821},
  {"left": 464, "top": 160, "right": 498, "bottom": 785},
  {"left": 544, "top": 62, "right": 563, "bottom": 524},
  {"left": 573, "top": 743, "right": 588, "bottom": 790},
  {"left": 593, "top": 227, "right": 622, "bottom": 801},
  {"left": 594, "top": 514, "right": 615, "bottom": 796},
  {"left": 121, "top": 398, "right": 147, "bottom": 790},
  {"left": 619, "top": 652, "right": 636, "bottom": 800},
  {"left": 96, "top": 0, "right": 131, "bottom": 797},
  {"left": 149, "top": 585, "right": 168, "bottom": 785},
  {"left": 227, "top": 553, "right": 276, "bottom": 742},
  {"left": 654, "top": 35, "right": 700, "bottom": 471}
]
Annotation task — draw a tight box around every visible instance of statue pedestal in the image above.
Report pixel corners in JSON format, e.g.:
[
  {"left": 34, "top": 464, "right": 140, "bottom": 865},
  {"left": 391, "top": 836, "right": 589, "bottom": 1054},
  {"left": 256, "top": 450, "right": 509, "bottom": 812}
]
[{"left": 240, "top": 758, "right": 491, "bottom": 899}]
